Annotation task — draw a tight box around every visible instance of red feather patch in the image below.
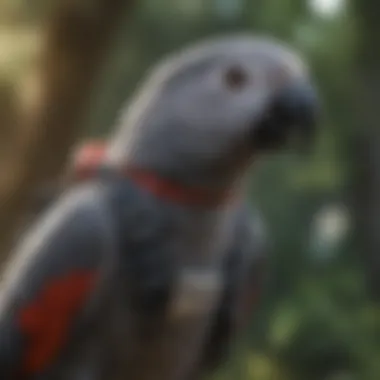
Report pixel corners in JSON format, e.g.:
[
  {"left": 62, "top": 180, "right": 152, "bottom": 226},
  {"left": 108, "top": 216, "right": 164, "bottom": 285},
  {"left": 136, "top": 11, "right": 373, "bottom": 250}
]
[{"left": 18, "top": 271, "right": 98, "bottom": 375}]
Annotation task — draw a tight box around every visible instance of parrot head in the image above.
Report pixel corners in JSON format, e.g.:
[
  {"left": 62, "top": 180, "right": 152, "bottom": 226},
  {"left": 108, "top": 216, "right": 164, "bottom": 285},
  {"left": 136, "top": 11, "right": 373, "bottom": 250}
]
[{"left": 108, "top": 34, "right": 320, "bottom": 189}]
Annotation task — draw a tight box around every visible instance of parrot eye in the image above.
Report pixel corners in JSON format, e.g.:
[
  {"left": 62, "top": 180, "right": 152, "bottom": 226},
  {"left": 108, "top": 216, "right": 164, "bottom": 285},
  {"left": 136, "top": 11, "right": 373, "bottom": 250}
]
[{"left": 223, "top": 66, "right": 248, "bottom": 91}]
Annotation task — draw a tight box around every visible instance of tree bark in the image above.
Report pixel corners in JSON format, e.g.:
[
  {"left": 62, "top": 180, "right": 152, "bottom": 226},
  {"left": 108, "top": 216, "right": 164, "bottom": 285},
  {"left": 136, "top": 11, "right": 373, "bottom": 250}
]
[
  {"left": 0, "top": 0, "right": 134, "bottom": 262},
  {"left": 351, "top": 0, "right": 380, "bottom": 300}
]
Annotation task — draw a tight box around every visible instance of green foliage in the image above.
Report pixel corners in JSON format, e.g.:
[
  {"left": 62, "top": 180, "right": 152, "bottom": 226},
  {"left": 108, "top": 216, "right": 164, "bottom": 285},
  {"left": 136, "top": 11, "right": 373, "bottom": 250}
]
[{"left": 266, "top": 270, "right": 380, "bottom": 379}]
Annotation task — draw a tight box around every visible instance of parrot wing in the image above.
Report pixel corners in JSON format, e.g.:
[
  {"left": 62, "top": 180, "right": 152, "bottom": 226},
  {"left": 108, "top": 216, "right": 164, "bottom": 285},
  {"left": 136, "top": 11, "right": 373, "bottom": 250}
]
[{"left": 0, "top": 184, "right": 115, "bottom": 379}]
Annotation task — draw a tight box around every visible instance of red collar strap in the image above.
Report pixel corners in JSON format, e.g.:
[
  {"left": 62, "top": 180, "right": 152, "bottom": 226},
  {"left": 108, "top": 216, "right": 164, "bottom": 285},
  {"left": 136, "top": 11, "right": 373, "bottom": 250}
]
[{"left": 122, "top": 166, "right": 236, "bottom": 209}]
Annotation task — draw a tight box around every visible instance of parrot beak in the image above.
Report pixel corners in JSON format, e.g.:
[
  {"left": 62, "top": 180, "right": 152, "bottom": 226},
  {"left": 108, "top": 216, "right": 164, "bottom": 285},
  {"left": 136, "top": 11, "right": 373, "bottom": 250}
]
[{"left": 252, "top": 80, "right": 320, "bottom": 153}]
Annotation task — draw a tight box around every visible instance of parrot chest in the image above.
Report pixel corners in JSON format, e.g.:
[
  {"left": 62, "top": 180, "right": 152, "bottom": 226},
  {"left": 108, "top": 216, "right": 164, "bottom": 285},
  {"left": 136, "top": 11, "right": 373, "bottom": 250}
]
[
  {"left": 63, "top": 194, "right": 240, "bottom": 380},
  {"left": 105, "top": 261, "right": 225, "bottom": 379},
  {"left": 107, "top": 273, "right": 223, "bottom": 380},
  {"left": 98, "top": 209, "right": 235, "bottom": 380}
]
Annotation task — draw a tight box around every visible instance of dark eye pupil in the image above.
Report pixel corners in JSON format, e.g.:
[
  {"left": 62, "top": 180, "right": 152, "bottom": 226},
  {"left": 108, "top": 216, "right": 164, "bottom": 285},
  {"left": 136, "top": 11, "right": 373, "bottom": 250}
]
[{"left": 224, "top": 66, "right": 247, "bottom": 90}]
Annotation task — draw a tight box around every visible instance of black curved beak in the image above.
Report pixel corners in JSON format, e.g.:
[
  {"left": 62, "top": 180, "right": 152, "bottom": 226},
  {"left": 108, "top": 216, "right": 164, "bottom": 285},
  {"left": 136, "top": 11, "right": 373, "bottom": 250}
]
[{"left": 253, "top": 80, "right": 320, "bottom": 152}]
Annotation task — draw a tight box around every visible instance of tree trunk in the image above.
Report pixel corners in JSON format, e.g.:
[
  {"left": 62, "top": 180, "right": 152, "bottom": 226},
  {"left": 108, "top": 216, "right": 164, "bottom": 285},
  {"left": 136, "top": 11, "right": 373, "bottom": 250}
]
[
  {"left": 0, "top": 0, "right": 134, "bottom": 262},
  {"left": 351, "top": 0, "right": 380, "bottom": 300}
]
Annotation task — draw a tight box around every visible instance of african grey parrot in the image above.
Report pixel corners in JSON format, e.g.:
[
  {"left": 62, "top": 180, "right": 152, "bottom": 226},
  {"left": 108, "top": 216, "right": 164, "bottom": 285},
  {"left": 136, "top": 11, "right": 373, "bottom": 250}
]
[{"left": 0, "top": 34, "right": 319, "bottom": 380}]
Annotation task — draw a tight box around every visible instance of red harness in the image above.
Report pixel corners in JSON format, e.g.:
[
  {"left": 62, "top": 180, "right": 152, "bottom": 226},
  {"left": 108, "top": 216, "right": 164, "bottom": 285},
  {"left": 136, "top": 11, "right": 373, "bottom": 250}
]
[
  {"left": 123, "top": 166, "right": 234, "bottom": 208},
  {"left": 72, "top": 141, "right": 235, "bottom": 208}
]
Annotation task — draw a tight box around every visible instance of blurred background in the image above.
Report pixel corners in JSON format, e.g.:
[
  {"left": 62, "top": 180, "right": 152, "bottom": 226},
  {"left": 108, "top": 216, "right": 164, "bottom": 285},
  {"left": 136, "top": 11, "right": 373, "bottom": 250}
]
[{"left": 0, "top": 0, "right": 379, "bottom": 379}]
